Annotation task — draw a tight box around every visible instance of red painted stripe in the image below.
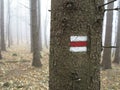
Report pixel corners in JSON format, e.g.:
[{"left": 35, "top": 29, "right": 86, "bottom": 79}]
[{"left": 70, "top": 41, "right": 87, "bottom": 47}]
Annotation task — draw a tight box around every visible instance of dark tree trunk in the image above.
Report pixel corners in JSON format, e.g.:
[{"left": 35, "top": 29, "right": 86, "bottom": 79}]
[
  {"left": 0, "top": 0, "right": 6, "bottom": 51},
  {"left": 49, "top": 0, "right": 104, "bottom": 90},
  {"left": 101, "top": 0, "right": 113, "bottom": 69},
  {"left": 30, "top": 0, "right": 42, "bottom": 67}
]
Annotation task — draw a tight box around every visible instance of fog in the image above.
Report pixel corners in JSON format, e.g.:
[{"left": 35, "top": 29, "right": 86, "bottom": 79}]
[
  {"left": 3, "top": 0, "right": 120, "bottom": 49},
  {"left": 4, "top": 0, "right": 51, "bottom": 48}
]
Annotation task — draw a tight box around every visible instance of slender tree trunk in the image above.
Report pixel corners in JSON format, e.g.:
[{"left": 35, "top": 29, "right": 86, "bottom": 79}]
[
  {"left": 0, "top": 0, "right": 2, "bottom": 59},
  {"left": 7, "top": 0, "right": 11, "bottom": 48},
  {"left": 0, "top": 0, "right": 6, "bottom": 51},
  {"left": 30, "top": 28, "right": 33, "bottom": 52},
  {"left": 16, "top": 1, "right": 19, "bottom": 45},
  {"left": 49, "top": 0, "right": 103, "bottom": 90},
  {"left": 101, "top": 0, "right": 113, "bottom": 69},
  {"left": 0, "top": 50, "right": 2, "bottom": 59},
  {"left": 30, "top": 7, "right": 33, "bottom": 52},
  {"left": 30, "top": 0, "right": 42, "bottom": 67},
  {"left": 44, "top": 11, "right": 48, "bottom": 49},
  {"left": 113, "top": 1, "right": 120, "bottom": 64},
  {"left": 38, "top": 0, "right": 42, "bottom": 51},
  {"left": 44, "top": 1, "right": 49, "bottom": 49}
]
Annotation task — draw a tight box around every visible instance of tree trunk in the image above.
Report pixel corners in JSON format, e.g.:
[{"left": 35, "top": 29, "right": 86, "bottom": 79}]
[
  {"left": 30, "top": 28, "right": 33, "bottom": 52},
  {"left": 30, "top": 0, "right": 42, "bottom": 67},
  {"left": 44, "top": 2, "right": 49, "bottom": 49},
  {"left": 44, "top": 11, "right": 49, "bottom": 49},
  {"left": 0, "top": 0, "right": 2, "bottom": 60},
  {"left": 49, "top": 0, "right": 104, "bottom": 90},
  {"left": 113, "top": 1, "right": 120, "bottom": 64},
  {"left": 0, "top": 50, "right": 2, "bottom": 59},
  {"left": 7, "top": 0, "right": 11, "bottom": 48},
  {"left": 30, "top": 5, "right": 33, "bottom": 52},
  {"left": 38, "top": 0, "right": 42, "bottom": 51},
  {"left": 0, "top": 0, "right": 6, "bottom": 51},
  {"left": 16, "top": 1, "right": 19, "bottom": 45},
  {"left": 0, "top": 0, "right": 1, "bottom": 37},
  {"left": 101, "top": 0, "right": 113, "bottom": 69}
]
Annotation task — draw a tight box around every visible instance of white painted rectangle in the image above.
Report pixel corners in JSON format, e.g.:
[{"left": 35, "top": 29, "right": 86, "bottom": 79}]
[
  {"left": 70, "top": 36, "right": 87, "bottom": 42},
  {"left": 70, "top": 36, "right": 87, "bottom": 52},
  {"left": 70, "top": 47, "right": 87, "bottom": 52}
]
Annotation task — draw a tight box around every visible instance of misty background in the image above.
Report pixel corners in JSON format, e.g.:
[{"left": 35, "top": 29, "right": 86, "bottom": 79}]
[{"left": 3, "top": 0, "right": 120, "bottom": 50}]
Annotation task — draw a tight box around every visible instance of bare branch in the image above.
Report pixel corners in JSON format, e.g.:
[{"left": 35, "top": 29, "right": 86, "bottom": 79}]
[
  {"left": 99, "top": 0, "right": 117, "bottom": 8},
  {"left": 18, "top": 2, "right": 30, "bottom": 9},
  {"left": 104, "top": 7, "right": 120, "bottom": 11},
  {"left": 102, "top": 46, "right": 119, "bottom": 48}
]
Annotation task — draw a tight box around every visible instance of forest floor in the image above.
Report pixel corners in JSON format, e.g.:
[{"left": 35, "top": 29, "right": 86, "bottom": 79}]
[
  {"left": 101, "top": 64, "right": 120, "bottom": 90},
  {"left": 0, "top": 45, "right": 120, "bottom": 90},
  {"left": 0, "top": 45, "right": 49, "bottom": 90}
]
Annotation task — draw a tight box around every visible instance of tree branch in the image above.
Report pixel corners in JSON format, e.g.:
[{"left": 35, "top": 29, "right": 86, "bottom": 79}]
[
  {"left": 104, "top": 7, "right": 120, "bottom": 11},
  {"left": 99, "top": 0, "right": 117, "bottom": 8}
]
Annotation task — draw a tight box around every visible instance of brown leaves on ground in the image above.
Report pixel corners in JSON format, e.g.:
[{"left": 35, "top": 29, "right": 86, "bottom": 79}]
[
  {"left": 101, "top": 64, "right": 120, "bottom": 90},
  {"left": 0, "top": 45, "right": 49, "bottom": 90},
  {"left": 0, "top": 45, "right": 120, "bottom": 90}
]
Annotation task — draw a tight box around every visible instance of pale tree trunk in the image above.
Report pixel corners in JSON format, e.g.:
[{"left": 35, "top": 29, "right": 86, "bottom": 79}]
[
  {"left": 113, "top": 1, "right": 120, "bottom": 64},
  {"left": 16, "top": 1, "right": 19, "bottom": 45},
  {"left": 30, "top": 0, "right": 33, "bottom": 52},
  {"left": 101, "top": 0, "right": 113, "bottom": 69},
  {"left": 30, "top": 6, "right": 33, "bottom": 52},
  {"left": 0, "top": 40, "right": 1, "bottom": 60},
  {"left": 30, "top": 28, "right": 33, "bottom": 52},
  {"left": 0, "top": 0, "right": 2, "bottom": 59},
  {"left": 38, "top": 0, "right": 42, "bottom": 51},
  {"left": 44, "top": 1, "right": 49, "bottom": 49},
  {"left": 30, "top": 0, "right": 42, "bottom": 67},
  {"left": 24, "top": 9, "right": 28, "bottom": 44},
  {"left": 50, "top": 0, "right": 104, "bottom": 90},
  {"left": 7, "top": 0, "right": 11, "bottom": 48},
  {"left": 0, "top": 0, "right": 6, "bottom": 51},
  {"left": 44, "top": 10, "right": 48, "bottom": 49},
  {"left": 20, "top": 27, "right": 23, "bottom": 44}
]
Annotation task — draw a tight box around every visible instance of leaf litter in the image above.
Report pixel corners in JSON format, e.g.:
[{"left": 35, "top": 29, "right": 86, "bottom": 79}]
[
  {"left": 0, "top": 45, "right": 120, "bottom": 90},
  {"left": 0, "top": 45, "right": 49, "bottom": 90}
]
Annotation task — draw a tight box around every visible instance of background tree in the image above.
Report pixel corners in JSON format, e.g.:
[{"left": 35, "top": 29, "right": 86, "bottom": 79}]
[
  {"left": 0, "top": 0, "right": 6, "bottom": 51},
  {"left": 113, "top": 0, "right": 120, "bottom": 64},
  {"left": 101, "top": 0, "right": 113, "bottom": 69},
  {"left": 37, "top": 0, "right": 42, "bottom": 51},
  {"left": 30, "top": 0, "right": 42, "bottom": 67},
  {"left": 0, "top": 0, "right": 1, "bottom": 40},
  {"left": 7, "top": 0, "right": 12, "bottom": 48},
  {"left": 0, "top": 50, "right": 2, "bottom": 59},
  {"left": 49, "top": 0, "right": 104, "bottom": 90}
]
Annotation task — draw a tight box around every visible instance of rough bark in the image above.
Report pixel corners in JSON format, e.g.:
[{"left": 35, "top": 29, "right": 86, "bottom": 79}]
[
  {"left": 30, "top": 0, "right": 42, "bottom": 67},
  {"left": 101, "top": 0, "right": 113, "bottom": 69},
  {"left": 49, "top": 0, "right": 104, "bottom": 90}
]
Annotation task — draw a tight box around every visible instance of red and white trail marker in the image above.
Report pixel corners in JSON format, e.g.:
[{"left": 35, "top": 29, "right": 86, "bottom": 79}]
[{"left": 70, "top": 36, "right": 87, "bottom": 52}]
